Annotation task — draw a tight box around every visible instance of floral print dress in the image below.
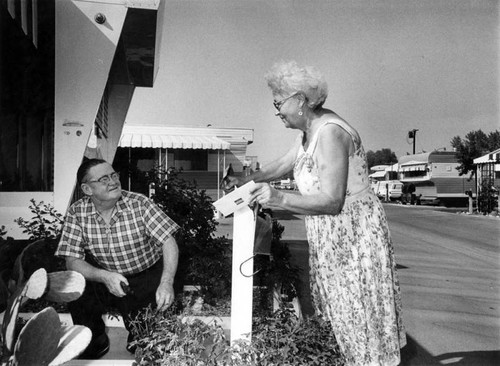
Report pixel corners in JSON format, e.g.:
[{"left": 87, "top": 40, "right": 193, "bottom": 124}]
[{"left": 294, "top": 119, "right": 406, "bottom": 366}]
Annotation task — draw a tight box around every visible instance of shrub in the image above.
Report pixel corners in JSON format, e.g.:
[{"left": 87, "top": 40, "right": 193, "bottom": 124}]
[
  {"left": 0, "top": 201, "right": 65, "bottom": 313},
  {"left": 148, "top": 168, "right": 300, "bottom": 308},
  {"left": 257, "top": 219, "right": 300, "bottom": 301},
  {"left": 129, "top": 305, "right": 228, "bottom": 366},
  {"left": 148, "top": 168, "right": 232, "bottom": 304},
  {"left": 129, "top": 305, "right": 344, "bottom": 366},
  {"left": 14, "top": 199, "right": 63, "bottom": 240},
  {"left": 477, "top": 179, "right": 499, "bottom": 214},
  {"left": 240, "top": 308, "right": 344, "bottom": 365},
  {"left": 3, "top": 173, "right": 301, "bottom": 316}
]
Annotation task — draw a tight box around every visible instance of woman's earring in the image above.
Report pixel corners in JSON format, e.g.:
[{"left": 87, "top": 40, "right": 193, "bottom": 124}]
[{"left": 298, "top": 110, "right": 303, "bottom": 116}]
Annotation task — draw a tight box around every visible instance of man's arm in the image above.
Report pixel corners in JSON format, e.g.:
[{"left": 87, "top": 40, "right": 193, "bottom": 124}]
[
  {"left": 65, "top": 257, "right": 128, "bottom": 297},
  {"left": 155, "top": 235, "right": 179, "bottom": 311}
]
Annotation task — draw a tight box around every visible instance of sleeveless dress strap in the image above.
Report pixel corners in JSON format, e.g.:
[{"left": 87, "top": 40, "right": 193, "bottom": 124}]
[{"left": 306, "top": 119, "right": 361, "bottom": 156}]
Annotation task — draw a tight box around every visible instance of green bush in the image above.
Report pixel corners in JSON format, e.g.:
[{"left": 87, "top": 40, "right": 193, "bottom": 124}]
[
  {"left": 14, "top": 199, "right": 63, "bottom": 240},
  {"left": 148, "top": 168, "right": 300, "bottom": 308},
  {"left": 240, "top": 308, "right": 343, "bottom": 365},
  {"left": 148, "top": 168, "right": 232, "bottom": 304},
  {"left": 0, "top": 200, "right": 65, "bottom": 313},
  {"left": 129, "top": 305, "right": 344, "bottom": 366},
  {"left": 257, "top": 219, "right": 300, "bottom": 301},
  {"left": 129, "top": 305, "right": 228, "bottom": 365},
  {"left": 477, "top": 179, "right": 499, "bottom": 214}
]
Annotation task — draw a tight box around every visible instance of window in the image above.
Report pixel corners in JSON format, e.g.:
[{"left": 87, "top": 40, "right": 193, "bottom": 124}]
[
  {"left": 402, "top": 171, "right": 426, "bottom": 179},
  {"left": 173, "top": 149, "right": 208, "bottom": 171},
  {"left": 0, "top": 4, "right": 55, "bottom": 191}
]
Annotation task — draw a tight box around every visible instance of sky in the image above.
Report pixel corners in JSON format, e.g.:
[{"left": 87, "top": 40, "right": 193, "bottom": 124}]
[{"left": 126, "top": 0, "right": 499, "bottom": 166}]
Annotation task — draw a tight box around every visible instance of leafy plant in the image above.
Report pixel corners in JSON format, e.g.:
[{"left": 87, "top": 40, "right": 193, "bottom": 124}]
[
  {"left": 0, "top": 268, "right": 90, "bottom": 366},
  {"left": 1, "top": 201, "right": 65, "bottom": 314},
  {"left": 129, "top": 305, "right": 228, "bottom": 366},
  {"left": 0, "top": 233, "right": 20, "bottom": 313},
  {"left": 477, "top": 179, "right": 499, "bottom": 214},
  {"left": 147, "top": 168, "right": 300, "bottom": 308},
  {"left": 14, "top": 199, "right": 64, "bottom": 241},
  {"left": 239, "top": 308, "right": 344, "bottom": 366},
  {"left": 265, "top": 220, "right": 300, "bottom": 301},
  {"left": 148, "top": 168, "right": 232, "bottom": 303},
  {"left": 129, "top": 305, "right": 344, "bottom": 366}
]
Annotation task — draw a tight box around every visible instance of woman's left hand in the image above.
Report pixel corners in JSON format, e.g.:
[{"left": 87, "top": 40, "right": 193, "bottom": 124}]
[{"left": 249, "top": 183, "right": 283, "bottom": 209}]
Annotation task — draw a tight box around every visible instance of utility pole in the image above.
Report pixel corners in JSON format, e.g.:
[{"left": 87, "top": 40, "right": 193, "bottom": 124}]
[{"left": 408, "top": 129, "right": 419, "bottom": 154}]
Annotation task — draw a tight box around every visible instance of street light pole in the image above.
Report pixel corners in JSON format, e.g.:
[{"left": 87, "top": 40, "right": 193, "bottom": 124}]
[{"left": 408, "top": 129, "right": 419, "bottom": 154}]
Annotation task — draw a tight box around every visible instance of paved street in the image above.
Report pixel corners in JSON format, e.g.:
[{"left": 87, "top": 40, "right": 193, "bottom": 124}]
[
  {"left": 243, "top": 204, "right": 500, "bottom": 366},
  {"left": 385, "top": 205, "right": 500, "bottom": 366}
]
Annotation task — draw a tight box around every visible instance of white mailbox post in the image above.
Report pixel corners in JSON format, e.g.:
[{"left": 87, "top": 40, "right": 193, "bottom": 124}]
[
  {"left": 213, "top": 181, "right": 257, "bottom": 345},
  {"left": 230, "top": 205, "right": 255, "bottom": 344}
]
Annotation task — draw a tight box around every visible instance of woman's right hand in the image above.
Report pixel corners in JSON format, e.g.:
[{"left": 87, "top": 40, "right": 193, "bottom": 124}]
[{"left": 221, "top": 175, "right": 244, "bottom": 191}]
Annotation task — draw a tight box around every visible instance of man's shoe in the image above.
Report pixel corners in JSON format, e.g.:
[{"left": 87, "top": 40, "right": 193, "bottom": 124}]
[{"left": 78, "top": 333, "right": 110, "bottom": 359}]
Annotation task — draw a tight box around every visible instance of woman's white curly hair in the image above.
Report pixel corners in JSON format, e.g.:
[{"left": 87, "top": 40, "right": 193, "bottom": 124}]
[{"left": 264, "top": 60, "right": 328, "bottom": 110}]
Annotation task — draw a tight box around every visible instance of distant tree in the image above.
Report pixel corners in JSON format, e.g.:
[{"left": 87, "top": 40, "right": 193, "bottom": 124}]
[
  {"left": 366, "top": 148, "right": 398, "bottom": 169},
  {"left": 450, "top": 129, "right": 500, "bottom": 178}
]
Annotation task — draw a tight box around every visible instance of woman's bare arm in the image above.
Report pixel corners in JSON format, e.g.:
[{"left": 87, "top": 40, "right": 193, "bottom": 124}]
[
  {"left": 224, "top": 135, "right": 301, "bottom": 188},
  {"left": 250, "top": 124, "right": 352, "bottom": 215}
]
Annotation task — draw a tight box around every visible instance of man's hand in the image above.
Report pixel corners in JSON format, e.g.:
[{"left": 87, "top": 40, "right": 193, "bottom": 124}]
[
  {"left": 66, "top": 257, "right": 129, "bottom": 297},
  {"left": 101, "top": 271, "right": 129, "bottom": 297},
  {"left": 156, "top": 280, "right": 175, "bottom": 311}
]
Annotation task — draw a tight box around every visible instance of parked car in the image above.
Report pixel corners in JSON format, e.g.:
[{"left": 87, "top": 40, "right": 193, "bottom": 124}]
[{"left": 375, "top": 180, "right": 403, "bottom": 201}]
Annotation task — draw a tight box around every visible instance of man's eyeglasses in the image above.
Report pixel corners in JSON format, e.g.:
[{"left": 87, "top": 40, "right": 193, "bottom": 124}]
[
  {"left": 273, "top": 92, "right": 299, "bottom": 111},
  {"left": 85, "top": 172, "right": 120, "bottom": 185}
]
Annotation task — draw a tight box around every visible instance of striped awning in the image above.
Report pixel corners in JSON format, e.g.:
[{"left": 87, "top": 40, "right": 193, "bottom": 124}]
[
  {"left": 369, "top": 171, "right": 386, "bottom": 178},
  {"left": 400, "top": 160, "right": 427, "bottom": 172},
  {"left": 400, "top": 164, "right": 427, "bottom": 172},
  {"left": 119, "top": 133, "right": 231, "bottom": 150}
]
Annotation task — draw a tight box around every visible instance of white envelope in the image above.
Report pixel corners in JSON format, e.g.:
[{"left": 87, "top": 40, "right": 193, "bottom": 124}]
[{"left": 213, "top": 180, "right": 256, "bottom": 216}]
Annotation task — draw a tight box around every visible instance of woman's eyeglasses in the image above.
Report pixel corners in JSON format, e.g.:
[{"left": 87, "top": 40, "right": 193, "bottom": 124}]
[
  {"left": 273, "top": 92, "right": 299, "bottom": 111},
  {"left": 85, "top": 171, "right": 120, "bottom": 184}
]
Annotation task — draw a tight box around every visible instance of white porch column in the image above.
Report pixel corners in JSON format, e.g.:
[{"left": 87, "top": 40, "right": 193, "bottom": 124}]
[
  {"left": 54, "top": 1, "right": 127, "bottom": 213},
  {"left": 217, "top": 150, "right": 220, "bottom": 201}
]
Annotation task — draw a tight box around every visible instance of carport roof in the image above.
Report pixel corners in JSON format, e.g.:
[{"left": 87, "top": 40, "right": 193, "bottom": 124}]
[
  {"left": 119, "top": 133, "right": 230, "bottom": 150},
  {"left": 118, "top": 124, "right": 255, "bottom": 150},
  {"left": 473, "top": 148, "right": 500, "bottom": 164},
  {"left": 369, "top": 171, "right": 386, "bottom": 178}
]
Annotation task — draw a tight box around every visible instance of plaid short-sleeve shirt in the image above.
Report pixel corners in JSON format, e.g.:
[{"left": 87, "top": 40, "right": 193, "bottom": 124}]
[{"left": 56, "top": 190, "right": 180, "bottom": 275}]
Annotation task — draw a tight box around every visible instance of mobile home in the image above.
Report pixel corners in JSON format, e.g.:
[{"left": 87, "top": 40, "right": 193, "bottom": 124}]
[
  {"left": 116, "top": 123, "right": 254, "bottom": 200},
  {"left": 398, "top": 151, "right": 475, "bottom": 206}
]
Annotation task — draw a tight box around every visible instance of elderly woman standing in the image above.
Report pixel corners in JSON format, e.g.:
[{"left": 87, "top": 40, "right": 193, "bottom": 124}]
[{"left": 225, "top": 61, "right": 406, "bottom": 366}]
